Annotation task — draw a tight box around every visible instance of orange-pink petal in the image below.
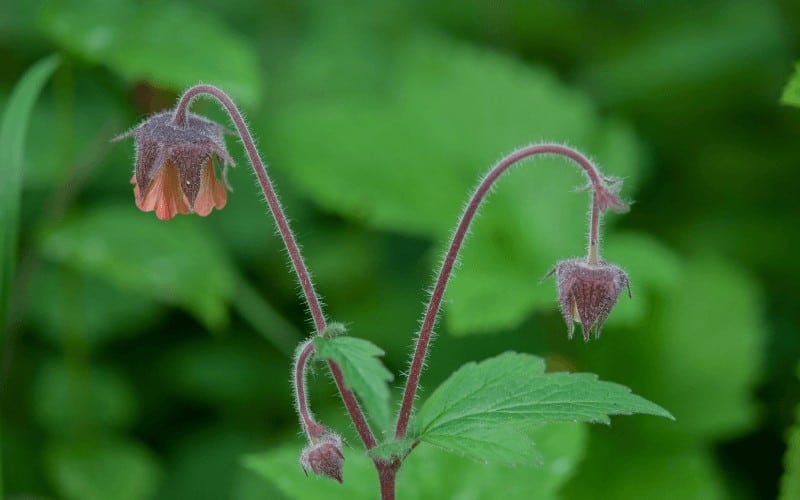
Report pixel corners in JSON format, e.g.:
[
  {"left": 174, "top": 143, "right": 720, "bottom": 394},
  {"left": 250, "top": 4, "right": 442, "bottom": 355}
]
[
  {"left": 192, "top": 161, "right": 227, "bottom": 217},
  {"left": 133, "top": 162, "right": 191, "bottom": 220}
]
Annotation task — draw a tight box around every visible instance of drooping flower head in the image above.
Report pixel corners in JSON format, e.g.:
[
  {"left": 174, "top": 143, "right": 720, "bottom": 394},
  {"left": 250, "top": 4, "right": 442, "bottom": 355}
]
[
  {"left": 547, "top": 258, "right": 631, "bottom": 341},
  {"left": 114, "top": 111, "right": 233, "bottom": 220}
]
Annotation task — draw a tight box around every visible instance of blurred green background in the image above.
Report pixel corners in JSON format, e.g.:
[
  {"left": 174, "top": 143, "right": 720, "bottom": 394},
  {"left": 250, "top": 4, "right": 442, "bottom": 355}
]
[{"left": 1, "top": 0, "right": 799, "bottom": 498}]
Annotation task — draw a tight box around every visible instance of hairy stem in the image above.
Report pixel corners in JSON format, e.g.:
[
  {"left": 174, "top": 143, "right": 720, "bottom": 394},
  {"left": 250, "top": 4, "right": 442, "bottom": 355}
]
[
  {"left": 395, "top": 143, "right": 610, "bottom": 440},
  {"left": 294, "top": 341, "right": 325, "bottom": 440},
  {"left": 173, "top": 85, "right": 377, "bottom": 450}
]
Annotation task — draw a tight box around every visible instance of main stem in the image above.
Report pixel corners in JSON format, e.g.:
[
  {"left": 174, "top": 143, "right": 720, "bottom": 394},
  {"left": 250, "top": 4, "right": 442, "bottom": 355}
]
[
  {"left": 172, "top": 85, "right": 376, "bottom": 450},
  {"left": 395, "top": 144, "right": 608, "bottom": 440}
]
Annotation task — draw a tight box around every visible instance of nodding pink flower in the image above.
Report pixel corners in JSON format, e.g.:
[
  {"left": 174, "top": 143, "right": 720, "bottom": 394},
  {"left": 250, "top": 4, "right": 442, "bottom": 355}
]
[
  {"left": 114, "top": 111, "right": 233, "bottom": 221},
  {"left": 300, "top": 433, "right": 345, "bottom": 483},
  {"left": 547, "top": 258, "right": 631, "bottom": 341}
]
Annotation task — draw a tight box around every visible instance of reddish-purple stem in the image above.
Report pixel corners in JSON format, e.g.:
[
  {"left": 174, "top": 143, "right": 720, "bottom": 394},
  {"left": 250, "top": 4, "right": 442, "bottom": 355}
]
[
  {"left": 294, "top": 341, "right": 325, "bottom": 439},
  {"left": 395, "top": 144, "right": 607, "bottom": 440},
  {"left": 173, "top": 85, "right": 377, "bottom": 450}
]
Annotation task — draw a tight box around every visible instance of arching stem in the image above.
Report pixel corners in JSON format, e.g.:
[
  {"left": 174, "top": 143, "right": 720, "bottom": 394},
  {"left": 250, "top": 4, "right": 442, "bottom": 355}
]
[
  {"left": 173, "top": 85, "right": 377, "bottom": 450},
  {"left": 394, "top": 143, "right": 618, "bottom": 440}
]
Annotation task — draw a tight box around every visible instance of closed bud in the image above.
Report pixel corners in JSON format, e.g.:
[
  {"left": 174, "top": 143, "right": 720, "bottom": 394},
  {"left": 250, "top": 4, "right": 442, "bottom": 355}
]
[
  {"left": 300, "top": 433, "right": 345, "bottom": 483},
  {"left": 547, "top": 257, "right": 631, "bottom": 341}
]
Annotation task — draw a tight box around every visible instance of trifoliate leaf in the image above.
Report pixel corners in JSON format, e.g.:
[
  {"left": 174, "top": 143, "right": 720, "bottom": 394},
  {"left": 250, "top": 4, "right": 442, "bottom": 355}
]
[
  {"left": 413, "top": 352, "right": 671, "bottom": 464},
  {"left": 313, "top": 336, "right": 394, "bottom": 433}
]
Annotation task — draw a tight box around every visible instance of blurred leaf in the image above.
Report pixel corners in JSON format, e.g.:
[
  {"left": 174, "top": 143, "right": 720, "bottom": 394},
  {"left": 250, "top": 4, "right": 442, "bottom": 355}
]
[
  {"left": 33, "top": 359, "right": 138, "bottom": 435},
  {"left": 644, "top": 256, "right": 764, "bottom": 440},
  {"left": 580, "top": 0, "right": 786, "bottom": 104},
  {"left": 39, "top": 0, "right": 262, "bottom": 106},
  {"left": 313, "top": 335, "right": 394, "bottom": 433},
  {"left": 412, "top": 352, "right": 671, "bottom": 465},
  {"left": 244, "top": 422, "right": 585, "bottom": 499},
  {"left": 600, "top": 231, "right": 682, "bottom": 328},
  {"left": 0, "top": 54, "right": 59, "bottom": 331},
  {"left": 163, "top": 337, "right": 280, "bottom": 408},
  {"left": 46, "top": 438, "right": 161, "bottom": 500},
  {"left": 156, "top": 428, "right": 262, "bottom": 500},
  {"left": 26, "top": 263, "right": 163, "bottom": 347},
  {"left": 782, "top": 62, "right": 800, "bottom": 107},
  {"left": 38, "top": 205, "right": 235, "bottom": 329},
  {"left": 563, "top": 431, "right": 727, "bottom": 500},
  {"left": 778, "top": 366, "right": 800, "bottom": 500},
  {"left": 269, "top": 32, "right": 642, "bottom": 335}
]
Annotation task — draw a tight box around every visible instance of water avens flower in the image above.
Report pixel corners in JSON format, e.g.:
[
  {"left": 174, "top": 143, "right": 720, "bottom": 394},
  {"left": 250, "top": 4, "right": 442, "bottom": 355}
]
[{"left": 114, "top": 110, "right": 233, "bottom": 220}]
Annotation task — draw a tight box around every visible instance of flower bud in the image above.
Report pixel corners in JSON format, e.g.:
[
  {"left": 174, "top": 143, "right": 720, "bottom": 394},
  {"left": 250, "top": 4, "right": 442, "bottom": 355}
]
[
  {"left": 300, "top": 433, "right": 344, "bottom": 483},
  {"left": 547, "top": 257, "right": 631, "bottom": 341}
]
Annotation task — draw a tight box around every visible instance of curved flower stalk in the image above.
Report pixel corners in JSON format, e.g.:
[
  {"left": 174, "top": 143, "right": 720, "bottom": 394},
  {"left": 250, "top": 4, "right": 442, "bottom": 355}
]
[
  {"left": 394, "top": 144, "right": 631, "bottom": 441},
  {"left": 115, "top": 85, "right": 379, "bottom": 484},
  {"left": 115, "top": 85, "right": 632, "bottom": 500}
]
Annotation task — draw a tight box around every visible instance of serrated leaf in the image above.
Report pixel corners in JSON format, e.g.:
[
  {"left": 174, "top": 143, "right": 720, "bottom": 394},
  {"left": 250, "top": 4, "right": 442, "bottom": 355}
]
[
  {"left": 39, "top": 0, "right": 262, "bottom": 106},
  {"left": 413, "top": 352, "right": 671, "bottom": 464},
  {"left": 0, "top": 54, "right": 59, "bottom": 332},
  {"left": 313, "top": 336, "right": 393, "bottom": 433},
  {"left": 244, "top": 422, "right": 585, "bottom": 500},
  {"left": 46, "top": 438, "right": 161, "bottom": 500},
  {"left": 268, "top": 32, "right": 643, "bottom": 335},
  {"left": 782, "top": 62, "right": 800, "bottom": 107},
  {"left": 38, "top": 205, "right": 236, "bottom": 329}
]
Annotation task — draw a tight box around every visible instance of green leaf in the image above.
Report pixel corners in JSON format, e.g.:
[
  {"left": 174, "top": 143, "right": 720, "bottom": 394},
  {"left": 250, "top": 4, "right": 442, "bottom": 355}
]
[
  {"left": 413, "top": 352, "right": 671, "bottom": 464},
  {"left": 26, "top": 263, "right": 163, "bottom": 348},
  {"left": 642, "top": 256, "right": 764, "bottom": 440},
  {"left": 782, "top": 62, "right": 800, "bottom": 107},
  {"left": 33, "top": 359, "right": 138, "bottom": 435},
  {"left": 38, "top": 205, "right": 236, "bottom": 329},
  {"left": 268, "top": 32, "right": 643, "bottom": 335},
  {"left": 245, "top": 422, "right": 585, "bottom": 499},
  {"left": 313, "top": 336, "right": 394, "bottom": 433},
  {"left": 579, "top": 0, "right": 785, "bottom": 105},
  {"left": 0, "top": 54, "right": 59, "bottom": 331},
  {"left": 46, "top": 438, "right": 161, "bottom": 500},
  {"left": 39, "top": 0, "right": 262, "bottom": 106},
  {"left": 780, "top": 392, "right": 800, "bottom": 500},
  {"left": 563, "top": 432, "right": 727, "bottom": 500}
]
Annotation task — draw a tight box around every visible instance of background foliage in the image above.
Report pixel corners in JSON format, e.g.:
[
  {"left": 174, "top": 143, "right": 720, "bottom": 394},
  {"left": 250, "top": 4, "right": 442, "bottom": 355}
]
[{"left": 1, "top": 0, "right": 799, "bottom": 498}]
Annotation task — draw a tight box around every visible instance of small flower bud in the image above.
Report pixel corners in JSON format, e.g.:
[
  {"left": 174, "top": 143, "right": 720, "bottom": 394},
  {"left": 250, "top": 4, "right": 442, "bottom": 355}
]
[
  {"left": 300, "top": 433, "right": 345, "bottom": 483},
  {"left": 547, "top": 257, "right": 631, "bottom": 341},
  {"left": 114, "top": 110, "right": 234, "bottom": 220}
]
